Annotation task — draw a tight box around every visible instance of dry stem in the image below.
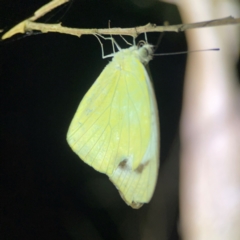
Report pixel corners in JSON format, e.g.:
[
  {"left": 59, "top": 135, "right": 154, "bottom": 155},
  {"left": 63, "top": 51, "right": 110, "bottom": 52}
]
[{"left": 1, "top": 0, "right": 240, "bottom": 40}]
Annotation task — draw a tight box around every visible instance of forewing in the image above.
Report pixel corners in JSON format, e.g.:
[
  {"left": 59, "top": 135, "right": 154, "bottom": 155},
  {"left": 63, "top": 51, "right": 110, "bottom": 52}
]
[{"left": 67, "top": 53, "right": 159, "bottom": 208}]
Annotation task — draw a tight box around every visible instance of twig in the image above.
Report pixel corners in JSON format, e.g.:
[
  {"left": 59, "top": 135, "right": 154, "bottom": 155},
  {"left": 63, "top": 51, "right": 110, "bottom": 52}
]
[
  {"left": 30, "top": 0, "right": 70, "bottom": 21},
  {"left": 1, "top": 0, "right": 240, "bottom": 40}
]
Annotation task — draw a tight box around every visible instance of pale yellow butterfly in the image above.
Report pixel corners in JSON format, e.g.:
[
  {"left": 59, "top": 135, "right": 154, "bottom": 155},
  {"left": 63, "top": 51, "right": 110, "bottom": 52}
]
[{"left": 67, "top": 38, "right": 160, "bottom": 209}]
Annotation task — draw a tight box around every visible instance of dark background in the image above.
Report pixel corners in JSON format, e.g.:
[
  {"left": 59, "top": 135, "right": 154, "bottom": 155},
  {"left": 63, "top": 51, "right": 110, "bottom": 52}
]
[{"left": 0, "top": 0, "right": 188, "bottom": 239}]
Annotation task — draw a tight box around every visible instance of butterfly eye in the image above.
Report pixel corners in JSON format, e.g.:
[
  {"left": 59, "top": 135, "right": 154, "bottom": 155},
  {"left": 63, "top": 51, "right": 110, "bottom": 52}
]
[{"left": 137, "top": 40, "right": 146, "bottom": 48}]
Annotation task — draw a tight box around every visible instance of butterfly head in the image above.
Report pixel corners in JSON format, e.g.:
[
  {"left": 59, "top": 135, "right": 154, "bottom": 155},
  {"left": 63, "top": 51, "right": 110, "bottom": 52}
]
[{"left": 136, "top": 41, "right": 154, "bottom": 65}]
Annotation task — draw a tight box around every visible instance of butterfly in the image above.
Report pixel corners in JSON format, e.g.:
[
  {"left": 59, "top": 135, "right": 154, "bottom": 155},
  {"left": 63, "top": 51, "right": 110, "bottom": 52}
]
[{"left": 67, "top": 39, "right": 160, "bottom": 209}]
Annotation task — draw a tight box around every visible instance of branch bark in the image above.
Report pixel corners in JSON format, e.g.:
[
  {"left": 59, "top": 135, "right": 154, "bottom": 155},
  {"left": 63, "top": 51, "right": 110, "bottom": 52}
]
[{"left": 1, "top": 0, "right": 240, "bottom": 40}]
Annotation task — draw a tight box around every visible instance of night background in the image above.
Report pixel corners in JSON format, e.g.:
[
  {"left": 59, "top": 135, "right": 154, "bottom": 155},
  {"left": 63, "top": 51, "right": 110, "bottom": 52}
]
[{"left": 1, "top": 0, "right": 194, "bottom": 239}]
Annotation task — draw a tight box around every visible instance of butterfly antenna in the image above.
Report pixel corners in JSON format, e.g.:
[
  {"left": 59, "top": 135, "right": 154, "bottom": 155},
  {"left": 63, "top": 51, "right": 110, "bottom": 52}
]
[{"left": 154, "top": 48, "right": 220, "bottom": 56}]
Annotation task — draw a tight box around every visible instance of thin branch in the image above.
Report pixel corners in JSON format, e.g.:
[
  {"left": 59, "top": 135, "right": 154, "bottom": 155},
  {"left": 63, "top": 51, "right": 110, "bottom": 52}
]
[
  {"left": 2, "top": 0, "right": 70, "bottom": 40},
  {"left": 30, "top": 0, "right": 70, "bottom": 21},
  {"left": 1, "top": 0, "right": 240, "bottom": 40}
]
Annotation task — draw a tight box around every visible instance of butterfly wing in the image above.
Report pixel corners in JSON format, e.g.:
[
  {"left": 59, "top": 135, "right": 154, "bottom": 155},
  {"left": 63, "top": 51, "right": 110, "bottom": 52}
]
[
  {"left": 110, "top": 60, "right": 160, "bottom": 208},
  {"left": 67, "top": 46, "right": 159, "bottom": 208}
]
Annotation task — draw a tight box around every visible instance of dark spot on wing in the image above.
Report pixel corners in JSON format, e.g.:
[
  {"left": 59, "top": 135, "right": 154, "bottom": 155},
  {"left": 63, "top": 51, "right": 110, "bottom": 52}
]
[
  {"left": 118, "top": 159, "right": 128, "bottom": 169},
  {"left": 135, "top": 161, "right": 150, "bottom": 174}
]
